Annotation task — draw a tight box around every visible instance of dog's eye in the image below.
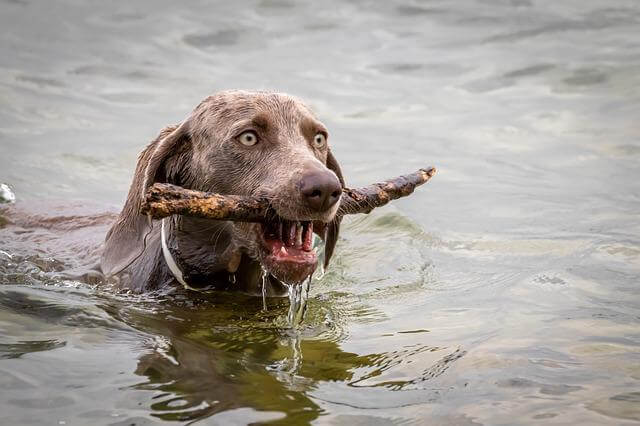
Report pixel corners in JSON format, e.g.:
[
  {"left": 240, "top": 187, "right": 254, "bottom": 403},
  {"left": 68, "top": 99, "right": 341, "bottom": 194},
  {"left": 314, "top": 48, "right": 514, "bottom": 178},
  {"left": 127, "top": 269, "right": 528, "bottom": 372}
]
[
  {"left": 313, "top": 133, "right": 326, "bottom": 148},
  {"left": 238, "top": 130, "right": 259, "bottom": 146}
]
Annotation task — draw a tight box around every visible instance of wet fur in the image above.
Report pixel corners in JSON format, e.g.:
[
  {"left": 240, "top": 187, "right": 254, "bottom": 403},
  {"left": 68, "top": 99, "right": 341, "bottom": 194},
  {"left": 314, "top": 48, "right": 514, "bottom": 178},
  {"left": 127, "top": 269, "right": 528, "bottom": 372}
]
[{"left": 101, "top": 91, "right": 344, "bottom": 294}]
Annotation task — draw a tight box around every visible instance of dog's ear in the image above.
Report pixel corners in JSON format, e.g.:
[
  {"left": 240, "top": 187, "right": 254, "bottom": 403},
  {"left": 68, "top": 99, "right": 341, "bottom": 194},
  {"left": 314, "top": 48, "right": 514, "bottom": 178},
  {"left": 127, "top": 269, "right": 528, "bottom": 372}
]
[
  {"left": 101, "top": 121, "right": 191, "bottom": 277},
  {"left": 324, "top": 148, "right": 344, "bottom": 269}
]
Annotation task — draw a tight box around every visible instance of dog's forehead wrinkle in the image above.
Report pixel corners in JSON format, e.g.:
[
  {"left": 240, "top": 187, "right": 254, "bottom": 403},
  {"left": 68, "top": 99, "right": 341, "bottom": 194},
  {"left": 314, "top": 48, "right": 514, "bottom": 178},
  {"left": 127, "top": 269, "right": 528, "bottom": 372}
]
[{"left": 199, "top": 91, "right": 314, "bottom": 132}]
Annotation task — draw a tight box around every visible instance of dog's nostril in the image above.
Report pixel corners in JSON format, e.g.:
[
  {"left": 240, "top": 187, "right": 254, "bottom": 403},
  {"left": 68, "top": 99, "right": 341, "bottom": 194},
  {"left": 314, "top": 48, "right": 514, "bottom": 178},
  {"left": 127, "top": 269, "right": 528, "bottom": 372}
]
[
  {"left": 331, "top": 190, "right": 340, "bottom": 198},
  {"left": 310, "top": 189, "right": 322, "bottom": 198}
]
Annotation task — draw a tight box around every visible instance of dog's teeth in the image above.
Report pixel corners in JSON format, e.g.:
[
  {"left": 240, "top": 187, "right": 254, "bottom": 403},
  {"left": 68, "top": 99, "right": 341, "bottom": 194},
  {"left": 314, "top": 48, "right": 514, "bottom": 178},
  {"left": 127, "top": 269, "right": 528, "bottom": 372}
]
[
  {"left": 280, "top": 246, "right": 287, "bottom": 255},
  {"left": 296, "top": 222, "right": 303, "bottom": 247},
  {"left": 288, "top": 221, "right": 296, "bottom": 247},
  {"left": 302, "top": 221, "right": 313, "bottom": 251}
]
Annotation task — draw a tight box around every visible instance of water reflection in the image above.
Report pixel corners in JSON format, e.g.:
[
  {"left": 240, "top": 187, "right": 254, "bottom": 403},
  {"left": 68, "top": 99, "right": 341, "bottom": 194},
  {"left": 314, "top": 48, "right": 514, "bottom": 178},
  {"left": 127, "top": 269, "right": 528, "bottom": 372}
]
[{"left": 92, "top": 284, "right": 464, "bottom": 423}]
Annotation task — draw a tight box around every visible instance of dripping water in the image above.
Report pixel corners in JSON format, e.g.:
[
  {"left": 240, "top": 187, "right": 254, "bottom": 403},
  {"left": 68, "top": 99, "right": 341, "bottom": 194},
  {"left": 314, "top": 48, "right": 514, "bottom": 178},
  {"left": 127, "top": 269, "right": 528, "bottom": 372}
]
[
  {"left": 259, "top": 266, "right": 309, "bottom": 326},
  {"left": 259, "top": 234, "right": 326, "bottom": 326},
  {"left": 261, "top": 267, "right": 268, "bottom": 311},
  {"left": 286, "top": 283, "right": 300, "bottom": 326},
  {"left": 284, "top": 273, "right": 312, "bottom": 327},
  {"left": 283, "top": 232, "right": 326, "bottom": 326}
]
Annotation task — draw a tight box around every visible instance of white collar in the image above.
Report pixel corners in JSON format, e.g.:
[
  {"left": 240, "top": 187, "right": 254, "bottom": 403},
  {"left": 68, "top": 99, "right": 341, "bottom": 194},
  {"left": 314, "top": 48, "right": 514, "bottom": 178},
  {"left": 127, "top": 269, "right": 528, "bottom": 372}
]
[{"left": 160, "top": 218, "right": 198, "bottom": 291}]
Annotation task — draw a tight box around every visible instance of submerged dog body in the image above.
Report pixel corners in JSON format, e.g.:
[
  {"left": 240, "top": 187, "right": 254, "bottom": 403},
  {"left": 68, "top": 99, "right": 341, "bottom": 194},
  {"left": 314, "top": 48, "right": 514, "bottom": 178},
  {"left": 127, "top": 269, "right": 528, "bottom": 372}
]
[{"left": 101, "top": 91, "right": 344, "bottom": 294}]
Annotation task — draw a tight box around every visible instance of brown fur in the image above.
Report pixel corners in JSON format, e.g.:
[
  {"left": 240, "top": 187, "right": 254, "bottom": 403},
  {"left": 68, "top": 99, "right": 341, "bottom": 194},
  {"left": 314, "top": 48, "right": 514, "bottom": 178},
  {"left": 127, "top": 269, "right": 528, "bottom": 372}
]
[{"left": 101, "top": 91, "right": 344, "bottom": 294}]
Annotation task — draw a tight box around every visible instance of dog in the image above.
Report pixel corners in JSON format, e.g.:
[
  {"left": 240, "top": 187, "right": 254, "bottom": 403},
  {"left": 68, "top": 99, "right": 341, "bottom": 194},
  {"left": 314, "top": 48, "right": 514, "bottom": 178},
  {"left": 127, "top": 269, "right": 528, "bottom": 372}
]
[{"left": 101, "top": 91, "right": 344, "bottom": 295}]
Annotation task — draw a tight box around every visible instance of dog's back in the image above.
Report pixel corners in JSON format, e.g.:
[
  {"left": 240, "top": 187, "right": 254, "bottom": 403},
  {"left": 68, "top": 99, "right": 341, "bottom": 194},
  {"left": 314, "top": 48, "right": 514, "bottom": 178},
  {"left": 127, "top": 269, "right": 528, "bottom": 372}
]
[{"left": 0, "top": 200, "right": 115, "bottom": 285}]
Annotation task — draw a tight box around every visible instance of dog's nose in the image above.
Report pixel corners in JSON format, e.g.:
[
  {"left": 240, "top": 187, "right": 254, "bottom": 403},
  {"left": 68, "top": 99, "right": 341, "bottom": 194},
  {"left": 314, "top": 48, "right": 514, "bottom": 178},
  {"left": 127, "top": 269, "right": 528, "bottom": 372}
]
[{"left": 300, "top": 170, "right": 342, "bottom": 212}]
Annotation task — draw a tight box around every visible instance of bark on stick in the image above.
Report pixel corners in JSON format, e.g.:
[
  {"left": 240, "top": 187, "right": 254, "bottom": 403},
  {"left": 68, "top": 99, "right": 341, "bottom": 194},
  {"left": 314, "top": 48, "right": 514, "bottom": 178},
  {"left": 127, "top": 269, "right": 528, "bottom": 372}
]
[
  {"left": 337, "top": 167, "right": 436, "bottom": 215},
  {"left": 141, "top": 167, "right": 436, "bottom": 221}
]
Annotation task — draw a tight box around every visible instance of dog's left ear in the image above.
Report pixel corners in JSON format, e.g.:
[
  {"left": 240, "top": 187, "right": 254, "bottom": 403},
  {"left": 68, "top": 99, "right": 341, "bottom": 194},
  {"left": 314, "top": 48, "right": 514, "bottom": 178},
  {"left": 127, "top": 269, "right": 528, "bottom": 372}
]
[
  {"left": 324, "top": 148, "right": 344, "bottom": 269},
  {"left": 101, "top": 120, "right": 191, "bottom": 277}
]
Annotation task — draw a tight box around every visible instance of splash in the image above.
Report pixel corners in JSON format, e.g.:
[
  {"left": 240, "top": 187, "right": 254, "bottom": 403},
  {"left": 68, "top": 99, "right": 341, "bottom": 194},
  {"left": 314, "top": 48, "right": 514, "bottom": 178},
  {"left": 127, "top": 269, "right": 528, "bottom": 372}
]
[{"left": 0, "top": 183, "right": 16, "bottom": 204}]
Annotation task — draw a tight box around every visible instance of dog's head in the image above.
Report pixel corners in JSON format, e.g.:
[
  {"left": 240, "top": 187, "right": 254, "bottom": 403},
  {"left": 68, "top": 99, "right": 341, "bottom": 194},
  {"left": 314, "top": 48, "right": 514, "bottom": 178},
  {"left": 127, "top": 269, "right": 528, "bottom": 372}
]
[{"left": 102, "top": 90, "right": 344, "bottom": 285}]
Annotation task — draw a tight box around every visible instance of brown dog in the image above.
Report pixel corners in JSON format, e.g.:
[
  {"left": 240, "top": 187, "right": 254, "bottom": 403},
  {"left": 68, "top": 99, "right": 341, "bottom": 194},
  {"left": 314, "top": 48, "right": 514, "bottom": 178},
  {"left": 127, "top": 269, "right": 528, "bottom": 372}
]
[{"left": 101, "top": 91, "right": 344, "bottom": 294}]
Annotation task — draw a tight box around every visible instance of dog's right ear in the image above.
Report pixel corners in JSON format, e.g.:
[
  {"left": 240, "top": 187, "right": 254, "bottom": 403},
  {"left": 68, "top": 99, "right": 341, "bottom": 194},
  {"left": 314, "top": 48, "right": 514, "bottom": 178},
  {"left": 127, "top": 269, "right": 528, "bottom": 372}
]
[
  {"left": 101, "top": 121, "right": 191, "bottom": 277},
  {"left": 323, "top": 148, "right": 344, "bottom": 269}
]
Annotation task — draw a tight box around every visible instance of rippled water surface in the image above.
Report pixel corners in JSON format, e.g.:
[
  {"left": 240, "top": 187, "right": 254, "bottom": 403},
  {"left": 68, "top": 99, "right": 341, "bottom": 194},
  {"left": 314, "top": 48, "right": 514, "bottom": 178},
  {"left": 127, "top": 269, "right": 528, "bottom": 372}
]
[{"left": 1, "top": 0, "right": 640, "bottom": 424}]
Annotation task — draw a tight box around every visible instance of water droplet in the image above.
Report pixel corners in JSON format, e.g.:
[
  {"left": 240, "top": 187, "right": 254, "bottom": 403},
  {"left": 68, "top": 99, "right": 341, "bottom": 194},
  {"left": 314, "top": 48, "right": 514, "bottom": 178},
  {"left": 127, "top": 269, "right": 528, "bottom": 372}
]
[{"left": 286, "top": 283, "right": 297, "bottom": 325}]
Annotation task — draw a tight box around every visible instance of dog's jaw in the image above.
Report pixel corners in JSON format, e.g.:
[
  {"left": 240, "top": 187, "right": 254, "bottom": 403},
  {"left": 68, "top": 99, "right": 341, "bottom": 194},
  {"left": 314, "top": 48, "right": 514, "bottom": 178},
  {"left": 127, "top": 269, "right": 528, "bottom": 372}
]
[
  {"left": 231, "top": 216, "right": 331, "bottom": 285},
  {"left": 255, "top": 220, "right": 318, "bottom": 284}
]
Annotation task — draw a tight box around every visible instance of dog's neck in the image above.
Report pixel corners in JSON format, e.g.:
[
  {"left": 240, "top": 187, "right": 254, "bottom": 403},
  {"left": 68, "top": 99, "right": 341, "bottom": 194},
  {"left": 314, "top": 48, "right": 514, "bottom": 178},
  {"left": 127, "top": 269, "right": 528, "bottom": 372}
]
[
  {"left": 160, "top": 216, "right": 234, "bottom": 290},
  {"left": 160, "top": 216, "right": 287, "bottom": 295},
  {"left": 160, "top": 218, "right": 195, "bottom": 290}
]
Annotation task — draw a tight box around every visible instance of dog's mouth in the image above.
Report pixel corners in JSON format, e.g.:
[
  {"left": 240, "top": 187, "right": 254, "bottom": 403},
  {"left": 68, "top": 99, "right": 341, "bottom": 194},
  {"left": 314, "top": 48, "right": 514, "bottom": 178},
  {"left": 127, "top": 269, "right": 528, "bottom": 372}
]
[{"left": 257, "top": 218, "right": 324, "bottom": 284}]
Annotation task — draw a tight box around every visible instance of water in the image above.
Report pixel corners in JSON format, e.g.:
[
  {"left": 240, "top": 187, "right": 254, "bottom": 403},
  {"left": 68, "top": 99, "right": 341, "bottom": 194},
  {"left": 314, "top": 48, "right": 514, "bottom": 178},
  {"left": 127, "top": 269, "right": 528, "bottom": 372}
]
[
  {"left": 286, "top": 276, "right": 312, "bottom": 327},
  {"left": 1, "top": 0, "right": 640, "bottom": 424}
]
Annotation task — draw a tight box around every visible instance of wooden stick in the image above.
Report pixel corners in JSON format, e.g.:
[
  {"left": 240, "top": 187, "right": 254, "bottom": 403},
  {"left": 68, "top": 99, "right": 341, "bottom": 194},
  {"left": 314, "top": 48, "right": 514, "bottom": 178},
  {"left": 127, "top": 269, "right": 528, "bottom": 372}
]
[
  {"left": 141, "top": 167, "right": 436, "bottom": 221},
  {"left": 141, "top": 185, "right": 270, "bottom": 222},
  {"left": 338, "top": 167, "right": 436, "bottom": 215}
]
